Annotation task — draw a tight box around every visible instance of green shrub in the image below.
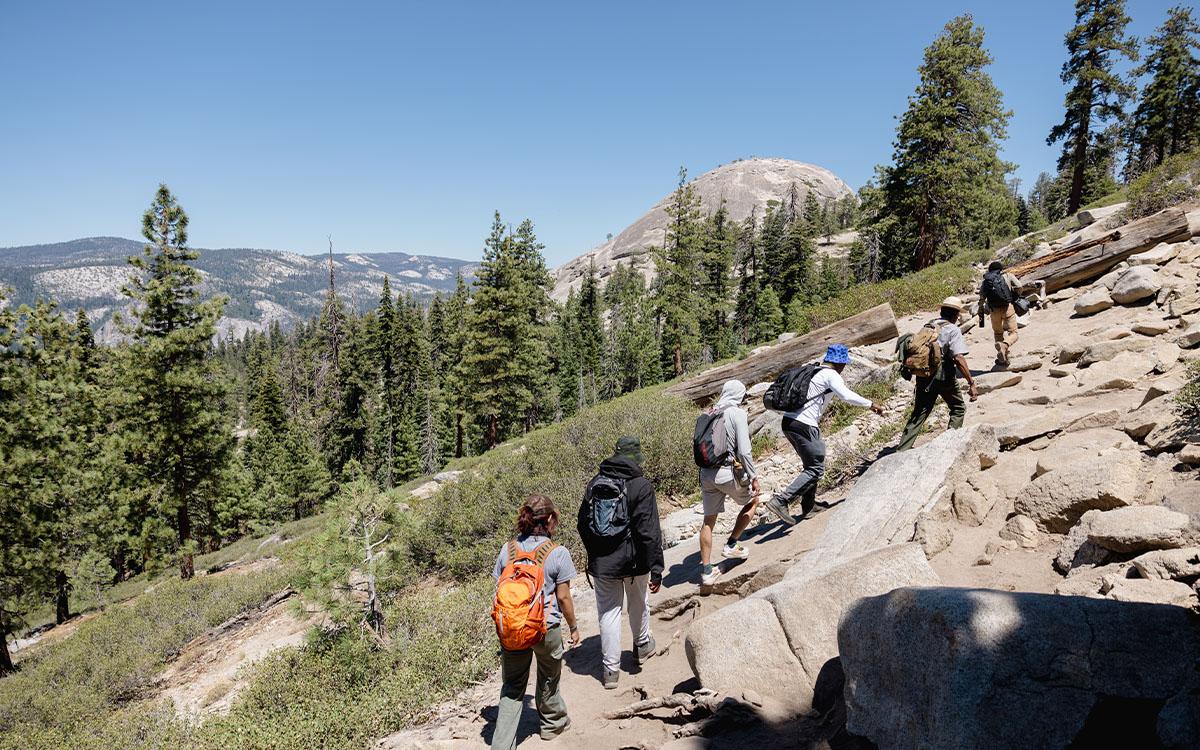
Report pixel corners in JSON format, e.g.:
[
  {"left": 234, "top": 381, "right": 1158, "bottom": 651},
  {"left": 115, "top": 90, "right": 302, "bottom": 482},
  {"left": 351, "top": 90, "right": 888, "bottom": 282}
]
[
  {"left": 406, "top": 385, "right": 697, "bottom": 580},
  {"left": 0, "top": 568, "right": 288, "bottom": 749},
  {"left": 823, "top": 377, "right": 897, "bottom": 435},
  {"left": 788, "top": 251, "right": 987, "bottom": 336},
  {"left": 1126, "top": 149, "right": 1200, "bottom": 219},
  {"left": 192, "top": 581, "right": 494, "bottom": 750}
]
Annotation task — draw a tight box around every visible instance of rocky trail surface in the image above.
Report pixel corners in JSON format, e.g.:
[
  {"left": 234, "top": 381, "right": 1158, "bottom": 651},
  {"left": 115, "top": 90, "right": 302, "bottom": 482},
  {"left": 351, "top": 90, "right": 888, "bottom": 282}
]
[{"left": 381, "top": 228, "right": 1200, "bottom": 749}]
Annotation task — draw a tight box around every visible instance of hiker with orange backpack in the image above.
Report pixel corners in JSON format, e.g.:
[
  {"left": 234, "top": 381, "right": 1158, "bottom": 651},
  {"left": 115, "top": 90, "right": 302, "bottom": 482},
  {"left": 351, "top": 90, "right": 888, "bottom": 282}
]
[
  {"left": 490, "top": 495, "right": 579, "bottom": 748},
  {"left": 578, "top": 436, "right": 664, "bottom": 690}
]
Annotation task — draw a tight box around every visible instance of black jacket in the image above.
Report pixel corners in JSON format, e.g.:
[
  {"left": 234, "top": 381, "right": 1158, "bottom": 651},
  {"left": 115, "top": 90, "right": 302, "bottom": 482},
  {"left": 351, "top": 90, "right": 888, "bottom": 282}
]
[{"left": 577, "top": 456, "right": 665, "bottom": 582}]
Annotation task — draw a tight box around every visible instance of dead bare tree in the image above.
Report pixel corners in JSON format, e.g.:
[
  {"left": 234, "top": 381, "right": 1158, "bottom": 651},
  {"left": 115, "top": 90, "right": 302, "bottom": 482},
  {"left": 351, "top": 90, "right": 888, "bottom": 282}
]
[{"left": 344, "top": 487, "right": 390, "bottom": 641}]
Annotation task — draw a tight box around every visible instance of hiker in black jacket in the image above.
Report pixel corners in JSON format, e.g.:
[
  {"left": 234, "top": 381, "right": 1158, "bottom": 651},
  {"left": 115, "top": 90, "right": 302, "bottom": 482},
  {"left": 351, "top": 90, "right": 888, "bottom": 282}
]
[{"left": 578, "top": 436, "right": 664, "bottom": 690}]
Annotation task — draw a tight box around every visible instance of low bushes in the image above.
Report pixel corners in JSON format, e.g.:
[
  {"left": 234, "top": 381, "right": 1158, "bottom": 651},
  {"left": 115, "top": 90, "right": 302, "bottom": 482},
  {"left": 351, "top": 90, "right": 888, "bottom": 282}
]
[{"left": 1126, "top": 149, "right": 1200, "bottom": 220}]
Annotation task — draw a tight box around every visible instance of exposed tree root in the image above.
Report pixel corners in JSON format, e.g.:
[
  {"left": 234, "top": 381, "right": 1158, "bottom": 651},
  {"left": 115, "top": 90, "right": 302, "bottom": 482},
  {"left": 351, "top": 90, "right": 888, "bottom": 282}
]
[{"left": 604, "top": 689, "right": 761, "bottom": 739}]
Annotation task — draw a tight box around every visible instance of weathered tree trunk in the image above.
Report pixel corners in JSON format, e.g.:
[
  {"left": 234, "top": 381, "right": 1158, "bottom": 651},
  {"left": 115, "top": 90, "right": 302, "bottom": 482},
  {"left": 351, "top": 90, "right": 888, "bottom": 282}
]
[
  {"left": 55, "top": 571, "right": 70, "bottom": 624},
  {"left": 178, "top": 500, "right": 194, "bottom": 580},
  {"left": 1014, "top": 206, "right": 1192, "bottom": 292},
  {"left": 0, "top": 637, "right": 13, "bottom": 676},
  {"left": 664, "top": 303, "right": 899, "bottom": 404}
]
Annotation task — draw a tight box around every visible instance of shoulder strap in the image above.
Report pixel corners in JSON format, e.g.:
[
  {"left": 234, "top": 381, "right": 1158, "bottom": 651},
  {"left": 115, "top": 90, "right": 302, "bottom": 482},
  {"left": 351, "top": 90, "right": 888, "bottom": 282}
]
[
  {"left": 533, "top": 540, "right": 557, "bottom": 565},
  {"left": 506, "top": 540, "right": 519, "bottom": 564}
]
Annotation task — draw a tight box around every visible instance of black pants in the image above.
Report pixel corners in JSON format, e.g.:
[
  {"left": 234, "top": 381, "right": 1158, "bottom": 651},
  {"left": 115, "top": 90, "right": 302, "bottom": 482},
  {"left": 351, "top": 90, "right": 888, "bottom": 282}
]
[{"left": 778, "top": 418, "right": 826, "bottom": 517}]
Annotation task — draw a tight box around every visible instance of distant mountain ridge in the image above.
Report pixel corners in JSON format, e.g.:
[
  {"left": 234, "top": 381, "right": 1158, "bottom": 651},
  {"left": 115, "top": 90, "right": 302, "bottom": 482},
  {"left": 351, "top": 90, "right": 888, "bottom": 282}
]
[{"left": 0, "top": 237, "right": 476, "bottom": 342}]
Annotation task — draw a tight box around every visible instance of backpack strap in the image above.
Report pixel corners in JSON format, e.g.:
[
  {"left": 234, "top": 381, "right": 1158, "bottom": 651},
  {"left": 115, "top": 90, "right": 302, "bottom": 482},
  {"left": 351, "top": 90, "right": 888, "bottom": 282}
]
[
  {"left": 533, "top": 540, "right": 557, "bottom": 565},
  {"left": 507, "top": 540, "right": 519, "bottom": 564}
]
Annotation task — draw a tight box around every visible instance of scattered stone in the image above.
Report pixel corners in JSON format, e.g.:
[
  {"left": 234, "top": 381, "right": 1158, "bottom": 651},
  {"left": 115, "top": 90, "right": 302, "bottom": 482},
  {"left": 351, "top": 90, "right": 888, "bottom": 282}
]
[
  {"left": 1122, "top": 396, "right": 1177, "bottom": 442},
  {"left": 914, "top": 515, "right": 954, "bottom": 557},
  {"left": 839, "top": 587, "right": 1200, "bottom": 750},
  {"left": 1054, "top": 511, "right": 1115, "bottom": 573},
  {"left": 1087, "top": 505, "right": 1192, "bottom": 553},
  {"left": 1133, "top": 319, "right": 1172, "bottom": 336},
  {"left": 1168, "top": 294, "right": 1200, "bottom": 318},
  {"left": 1073, "top": 288, "right": 1114, "bottom": 316},
  {"left": 1049, "top": 288, "right": 1077, "bottom": 303},
  {"left": 1054, "top": 338, "right": 1090, "bottom": 364},
  {"left": 1006, "top": 356, "right": 1042, "bottom": 373},
  {"left": 1176, "top": 322, "right": 1200, "bottom": 348},
  {"left": 1131, "top": 548, "right": 1200, "bottom": 581},
  {"left": 1181, "top": 444, "right": 1200, "bottom": 466},
  {"left": 1048, "top": 366, "right": 1072, "bottom": 378},
  {"left": 1063, "top": 409, "right": 1121, "bottom": 432},
  {"left": 974, "top": 372, "right": 1022, "bottom": 395},
  {"left": 1152, "top": 341, "right": 1182, "bottom": 372},
  {"left": 1128, "top": 241, "right": 1181, "bottom": 267},
  {"left": 952, "top": 479, "right": 994, "bottom": 527},
  {"left": 999, "top": 515, "right": 1039, "bottom": 548},
  {"left": 1143, "top": 374, "right": 1186, "bottom": 404},
  {"left": 1096, "top": 266, "right": 1127, "bottom": 290},
  {"left": 1111, "top": 266, "right": 1163, "bottom": 305},
  {"left": 1054, "top": 561, "right": 1134, "bottom": 597},
  {"left": 1105, "top": 578, "right": 1196, "bottom": 607},
  {"left": 1077, "top": 202, "right": 1127, "bottom": 227},
  {"left": 1078, "top": 337, "right": 1154, "bottom": 366},
  {"left": 1014, "top": 452, "right": 1144, "bottom": 532}
]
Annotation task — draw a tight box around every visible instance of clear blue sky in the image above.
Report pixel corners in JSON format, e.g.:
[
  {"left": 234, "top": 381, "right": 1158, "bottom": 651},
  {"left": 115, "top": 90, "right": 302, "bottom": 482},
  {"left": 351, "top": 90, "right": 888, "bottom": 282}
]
[{"left": 0, "top": 1, "right": 1181, "bottom": 264}]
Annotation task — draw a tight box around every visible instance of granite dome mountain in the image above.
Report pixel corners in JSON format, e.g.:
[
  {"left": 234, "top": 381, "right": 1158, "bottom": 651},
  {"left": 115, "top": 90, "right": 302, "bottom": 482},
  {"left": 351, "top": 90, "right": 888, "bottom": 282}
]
[
  {"left": 0, "top": 237, "right": 477, "bottom": 342},
  {"left": 551, "top": 157, "right": 854, "bottom": 300}
]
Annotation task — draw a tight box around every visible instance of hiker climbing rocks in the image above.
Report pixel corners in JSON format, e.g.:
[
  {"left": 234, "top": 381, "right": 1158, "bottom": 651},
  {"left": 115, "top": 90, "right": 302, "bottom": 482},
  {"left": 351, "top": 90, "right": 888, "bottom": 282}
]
[
  {"left": 692, "top": 379, "right": 759, "bottom": 587},
  {"left": 978, "top": 260, "right": 1026, "bottom": 367},
  {"left": 578, "top": 436, "right": 664, "bottom": 690},
  {"left": 490, "top": 495, "right": 579, "bottom": 748},
  {"left": 763, "top": 344, "right": 884, "bottom": 526},
  {"left": 896, "top": 296, "right": 978, "bottom": 452}
]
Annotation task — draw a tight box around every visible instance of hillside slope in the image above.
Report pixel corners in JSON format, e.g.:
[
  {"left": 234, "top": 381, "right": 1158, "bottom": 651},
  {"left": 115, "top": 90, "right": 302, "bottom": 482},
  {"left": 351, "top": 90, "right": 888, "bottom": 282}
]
[
  {"left": 0, "top": 237, "right": 476, "bottom": 342},
  {"left": 551, "top": 157, "right": 853, "bottom": 300}
]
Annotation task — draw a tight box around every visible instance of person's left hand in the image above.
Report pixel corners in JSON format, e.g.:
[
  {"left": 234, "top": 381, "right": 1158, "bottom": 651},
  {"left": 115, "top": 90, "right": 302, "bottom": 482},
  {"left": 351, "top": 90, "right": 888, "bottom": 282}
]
[
  {"left": 968, "top": 383, "right": 979, "bottom": 402},
  {"left": 567, "top": 626, "right": 581, "bottom": 647}
]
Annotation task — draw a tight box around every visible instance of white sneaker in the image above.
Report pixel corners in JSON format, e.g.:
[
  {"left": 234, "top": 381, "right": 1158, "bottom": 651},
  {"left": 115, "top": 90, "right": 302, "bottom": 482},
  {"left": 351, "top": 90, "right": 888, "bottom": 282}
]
[
  {"left": 765, "top": 497, "right": 797, "bottom": 526},
  {"left": 721, "top": 542, "right": 749, "bottom": 560},
  {"left": 700, "top": 566, "right": 722, "bottom": 586}
]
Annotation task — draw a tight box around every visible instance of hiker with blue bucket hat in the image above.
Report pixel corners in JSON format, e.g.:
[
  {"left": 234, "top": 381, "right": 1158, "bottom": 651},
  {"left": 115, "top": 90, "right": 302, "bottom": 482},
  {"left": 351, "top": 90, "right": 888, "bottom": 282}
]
[{"left": 763, "top": 344, "right": 883, "bottom": 526}]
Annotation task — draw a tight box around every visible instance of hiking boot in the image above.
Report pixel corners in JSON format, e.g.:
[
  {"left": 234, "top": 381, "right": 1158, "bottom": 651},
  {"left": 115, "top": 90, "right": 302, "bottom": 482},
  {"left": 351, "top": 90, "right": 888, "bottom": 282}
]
[
  {"left": 765, "top": 497, "right": 797, "bottom": 526},
  {"left": 541, "top": 717, "right": 572, "bottom": 740},
  {"left": 700, "top": 565, "right": 721, "bottom": 586},
  {"left": 636, "top": 635, "right": 657, "bottom": 664},
  {"left": 721, "top": 542, "right": 749, "bottom": 560},
  {"left": 602, "top": 669, "right": 619, "bottom": 690}
]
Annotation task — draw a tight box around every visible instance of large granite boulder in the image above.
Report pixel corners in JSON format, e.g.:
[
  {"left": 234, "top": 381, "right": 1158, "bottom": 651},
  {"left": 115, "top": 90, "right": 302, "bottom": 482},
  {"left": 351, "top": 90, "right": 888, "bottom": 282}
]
[
  {"left": 839, "top": 587, "right": 1200, "bottom": 749},
  {"left": 1111, "top": 266, "right": 1163, "bottom": 305},
  {"left": 685, "top": 544, "right": 938, "bottom": 710},
  {"left": 1132, "top": 547, "right": 1200, "bottom": 580},
  {"left": 799, "top": 424, "right": 997, "bottom": 573},
  {"left": 1013, "top": 450, "right": 1144, "bottom": 533},
  {"left": 1074, "top": 288, "right": 1114, "bottom": 316}
]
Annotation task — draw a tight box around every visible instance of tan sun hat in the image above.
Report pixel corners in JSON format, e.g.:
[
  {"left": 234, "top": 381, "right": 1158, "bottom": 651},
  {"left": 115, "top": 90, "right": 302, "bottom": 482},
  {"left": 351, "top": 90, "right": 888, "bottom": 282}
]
[{"left": 940, "top": 296, "right": 966, "bottom": 313}]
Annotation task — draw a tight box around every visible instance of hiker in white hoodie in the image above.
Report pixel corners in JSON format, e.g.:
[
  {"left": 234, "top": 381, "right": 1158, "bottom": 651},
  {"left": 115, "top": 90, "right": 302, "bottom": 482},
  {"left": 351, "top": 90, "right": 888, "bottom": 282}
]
[
  {"left": 764, "top": 344, "right": 883, "bottom": 526},
  {"left": 697, "top": 379, "right": 759, "bottom": 586}
]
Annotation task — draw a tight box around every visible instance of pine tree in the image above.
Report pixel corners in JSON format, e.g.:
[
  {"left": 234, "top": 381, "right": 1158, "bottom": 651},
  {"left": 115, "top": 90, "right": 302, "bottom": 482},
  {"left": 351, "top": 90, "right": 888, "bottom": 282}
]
[
  {"left": 462, "top": 212, "right": 552, "bottom": 449},
  {"left": 699, "top": 204, "right": 737, "bottom": 362},
  {"left": 575, "top": 262, "right": 605, "bottom": 404},
  {"left": 1128, "top": 7, "right": 1200, "bottom": 173},
  {"left": 604, "top": 264, "right": 661, "bottom": 394},
  {"left": 1016, "top": 195, "right": 1033, "bottom": 235},
  {"left": 734, "top": 210, "right": 764, "bottom": 344},
  {"left": 372, "top": 277, "right": 399, "bottom": 487},
  {"left": 442, "top": 275, "right": 471, "bottom": 457},
  {"left": 754, "top": 286, "right": 785, "bottom": 343},
  {"left": 1048, "top": 0, "right": 1138, "bottom": 214},
  {"left": 652, "top": 167, "right": 705, "bottom": 377},
  {"left": 120, "top": 185, "right": 232, "bottom": 580},
  {"left": 870, "top": 15, "right": 1016, "bottom": 272}
]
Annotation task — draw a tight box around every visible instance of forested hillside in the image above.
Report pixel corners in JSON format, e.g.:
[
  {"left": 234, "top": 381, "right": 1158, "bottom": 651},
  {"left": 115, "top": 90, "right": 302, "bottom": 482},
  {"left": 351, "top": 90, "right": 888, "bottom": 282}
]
[{"left": 3, "top": 2, "right": 1200, "bottom": 749}]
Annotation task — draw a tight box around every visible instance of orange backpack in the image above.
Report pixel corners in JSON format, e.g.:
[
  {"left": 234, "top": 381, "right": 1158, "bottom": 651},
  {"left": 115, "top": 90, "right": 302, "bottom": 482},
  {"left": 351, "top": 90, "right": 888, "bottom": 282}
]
[{"left": 491, "top": 540, "right": 556, "bottom": 650}]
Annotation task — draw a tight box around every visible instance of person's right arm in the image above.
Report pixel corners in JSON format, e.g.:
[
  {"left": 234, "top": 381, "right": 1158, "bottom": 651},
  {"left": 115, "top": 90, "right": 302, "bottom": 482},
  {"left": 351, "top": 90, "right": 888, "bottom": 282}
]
[
  {"left": 555, "top": 582, "right": 580, "bottom": 647},
  {"left": 828, "top": 370, "right": 883, "bottom": 415},
  {"left": 629, "top": 480, "right": 665, "bottom": 593},
  {"left": 731, "top": 410, "right": 760, "bottom": 495},
  {"left": 955, "top": 354, "right": 978, "bottom": 401}
]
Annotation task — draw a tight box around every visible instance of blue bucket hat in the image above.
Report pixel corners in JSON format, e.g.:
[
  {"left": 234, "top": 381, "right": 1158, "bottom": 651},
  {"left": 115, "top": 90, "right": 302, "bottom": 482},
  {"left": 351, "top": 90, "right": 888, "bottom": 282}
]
[{"left": 824, "top": 344, "right": 851, "bottom": 364}]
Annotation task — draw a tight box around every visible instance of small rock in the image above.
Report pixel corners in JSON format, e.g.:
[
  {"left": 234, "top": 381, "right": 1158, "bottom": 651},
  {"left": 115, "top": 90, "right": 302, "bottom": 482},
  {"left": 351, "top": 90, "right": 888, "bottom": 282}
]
[
  {"left": 999, "top": 514, "right": 1039, "bottom": 549},
  {"left": 1073, "top": 288, "right": 1114, "bottom": 316},
  {"left": 1006, "top": 356, "right": 1042, "bottom": 373},
  {"left": 1111, "top": 266, "right": 1162, "bottom": 305},
  {"left": 1177, "top": 322, "right": 1200, "bottom": 348},
  {"left": 1169, "top": 294, "right": 1200, "bottom": 318},
  {"left": 1048, "top": 366, "right": 1072, "bottom": 378},
  {"left": 1063, "top": 409, "right": 1120, "bottom": 432},
  {"left": 742, "top": 689, "right": 764, "bottom": 707},
  {"left": 1133, "top": 320, "right": 1172, "bottom": 336},
  {"left": 974, "top": 372, "right": 1022, "bottom": 395},
  {"left": 1131, "top": 548, "right": 1200, "bottom": 581},
  {"left": 1127, "top": 241, "right": 1180, "bottom": 267},
  {"left": 1078, "top": 337, "right": 1153, "bottom": 366},
  {"left": 1105, "top": 578, "right": 1197, "bottom": 607},
  {"left": 1181, "top": 444, "right": 1200, "bottom": 466},
  {"left": 1087, "top": 505, "right": 1192, "bottom": 553},
  {"left": 952, "top": 480, "right": 993, "bottom": 527}
]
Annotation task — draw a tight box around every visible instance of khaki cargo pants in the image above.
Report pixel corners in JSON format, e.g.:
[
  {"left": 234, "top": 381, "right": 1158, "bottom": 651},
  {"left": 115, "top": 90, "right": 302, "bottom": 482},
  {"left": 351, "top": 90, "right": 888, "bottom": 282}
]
[{"left": 990, "top": 305, "right": 1018, "bottom": 363}]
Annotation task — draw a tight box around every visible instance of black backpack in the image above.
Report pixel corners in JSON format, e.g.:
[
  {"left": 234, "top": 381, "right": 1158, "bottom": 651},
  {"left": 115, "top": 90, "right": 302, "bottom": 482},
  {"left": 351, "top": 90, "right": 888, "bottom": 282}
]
[
  {"left": 693, "top": 408, "right": 730, "bottom": 469},
  {"left": 763, "top": 363, "right": 830, "bottom": 412},
  {"left": 981, "top": 269, "right": 1013, "bottom": 308},
  {"left": 582, "top": 475, "right": 630, "bottom": 540}
]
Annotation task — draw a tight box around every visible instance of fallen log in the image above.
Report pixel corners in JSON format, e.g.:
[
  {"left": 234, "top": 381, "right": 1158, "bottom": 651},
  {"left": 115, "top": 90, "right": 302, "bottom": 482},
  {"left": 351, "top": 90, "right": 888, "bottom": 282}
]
[
  {"left": 664, "top": 303, "right": 899, "bottom": 403},
  {"left": 1015, "top": 206, "right": 1191, "bottom": 293}
]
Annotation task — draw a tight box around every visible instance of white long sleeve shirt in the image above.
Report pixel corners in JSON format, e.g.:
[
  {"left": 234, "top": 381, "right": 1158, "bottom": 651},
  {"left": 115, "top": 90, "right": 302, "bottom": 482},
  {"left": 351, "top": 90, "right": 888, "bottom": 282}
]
[{"left": 783, "top": 367, "right": 873, "bottom": 428}]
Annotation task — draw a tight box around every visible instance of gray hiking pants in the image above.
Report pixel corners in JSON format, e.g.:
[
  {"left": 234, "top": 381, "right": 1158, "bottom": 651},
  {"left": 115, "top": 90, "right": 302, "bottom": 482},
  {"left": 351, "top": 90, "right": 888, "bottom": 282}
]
[
  {"left": 593, "top": 574, "right": 651, "bottom": 673},
  {"left": 776, "top": 418, "right": 825, "bottom": 517}
]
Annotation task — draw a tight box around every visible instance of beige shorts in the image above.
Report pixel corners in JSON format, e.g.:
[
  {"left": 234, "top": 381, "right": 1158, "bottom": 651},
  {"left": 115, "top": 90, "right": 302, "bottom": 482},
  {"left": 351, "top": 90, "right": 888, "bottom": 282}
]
[{"left": 699, "top": 467, "right": 754, "bottom": 516}]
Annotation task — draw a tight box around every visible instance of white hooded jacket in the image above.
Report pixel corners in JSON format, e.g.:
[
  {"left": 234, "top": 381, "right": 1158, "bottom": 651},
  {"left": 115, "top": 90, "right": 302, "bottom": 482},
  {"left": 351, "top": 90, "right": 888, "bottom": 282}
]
[{"left": 706, "top": 379, "right": 756, "bottom": 481}]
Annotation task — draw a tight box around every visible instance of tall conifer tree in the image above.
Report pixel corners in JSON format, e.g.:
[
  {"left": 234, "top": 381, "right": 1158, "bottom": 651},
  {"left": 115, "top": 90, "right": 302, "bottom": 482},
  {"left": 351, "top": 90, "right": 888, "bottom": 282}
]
[{"left": 1128, "top": 7, "right": 1200, "bottom": 173}]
